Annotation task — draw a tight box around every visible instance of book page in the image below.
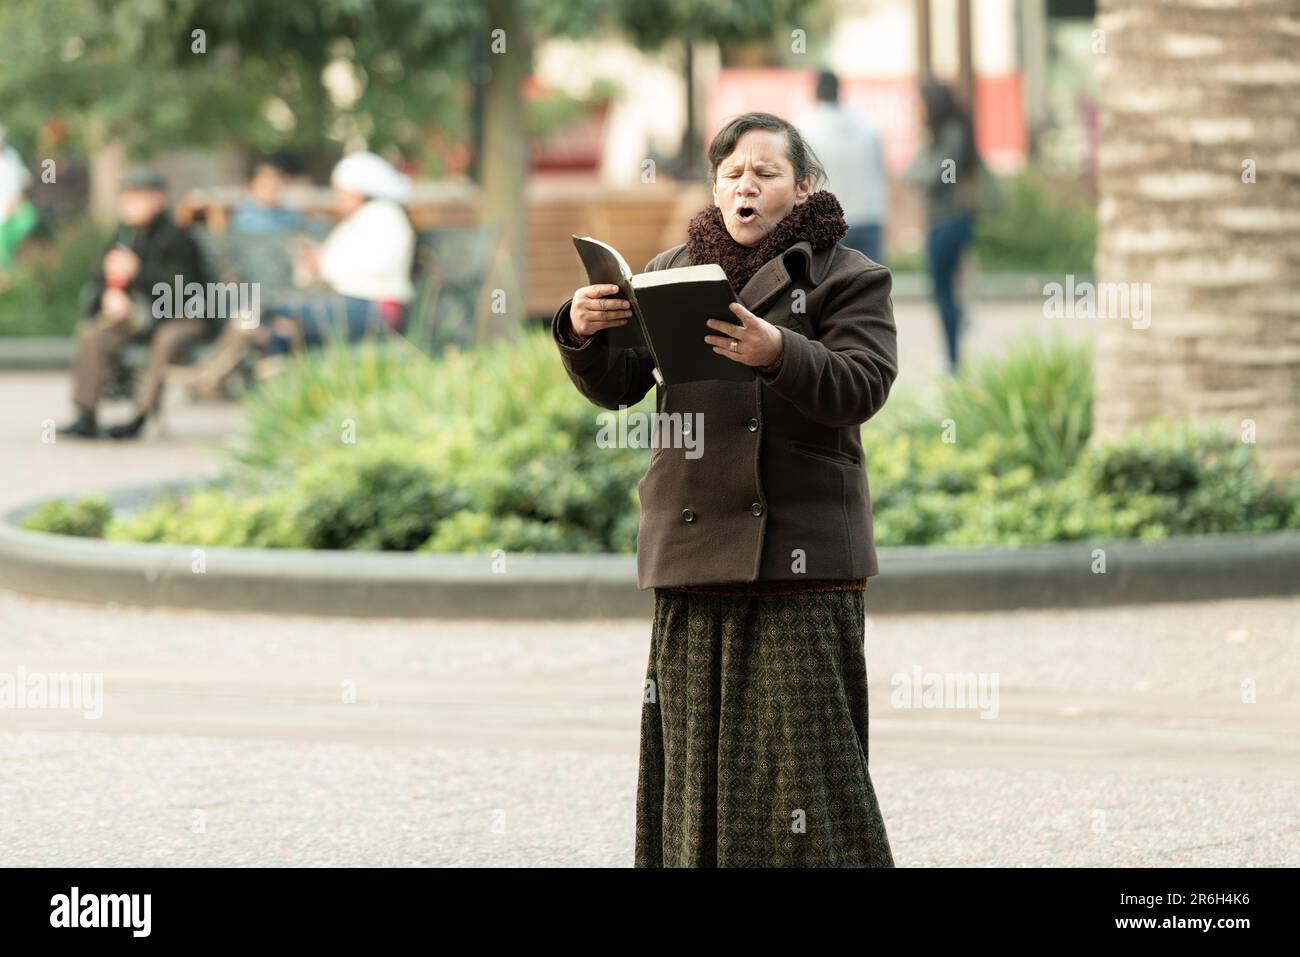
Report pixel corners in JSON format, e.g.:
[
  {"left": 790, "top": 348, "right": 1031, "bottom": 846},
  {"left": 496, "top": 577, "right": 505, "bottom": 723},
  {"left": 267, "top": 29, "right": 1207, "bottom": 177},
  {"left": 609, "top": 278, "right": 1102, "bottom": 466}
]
[
  {"left": 573, "top": 235, "right": 633, "bottom": 281},
  {"left": 631, "top": 263, "right": 727, "bottom": 289}
]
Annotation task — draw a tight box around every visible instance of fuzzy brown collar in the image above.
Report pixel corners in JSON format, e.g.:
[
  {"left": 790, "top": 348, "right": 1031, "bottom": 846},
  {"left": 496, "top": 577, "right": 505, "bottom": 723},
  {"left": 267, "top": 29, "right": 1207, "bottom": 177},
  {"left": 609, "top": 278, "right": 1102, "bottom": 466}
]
[{"left": 685, "top": 189, "right": 848, "bottom": 292}]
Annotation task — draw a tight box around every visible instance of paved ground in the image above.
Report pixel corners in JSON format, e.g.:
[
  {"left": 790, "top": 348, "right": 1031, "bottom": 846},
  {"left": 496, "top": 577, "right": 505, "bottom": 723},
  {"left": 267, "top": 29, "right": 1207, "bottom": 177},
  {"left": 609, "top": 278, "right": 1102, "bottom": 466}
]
[
  {"left": 1, "top": 591, "right": 1295, "bottom": 866},
  {"left": 3, "top": 302, "right": 1295, "bottom": 868},
  {"left": 0, "top": 373, "right": 242, "bottom": 514}
]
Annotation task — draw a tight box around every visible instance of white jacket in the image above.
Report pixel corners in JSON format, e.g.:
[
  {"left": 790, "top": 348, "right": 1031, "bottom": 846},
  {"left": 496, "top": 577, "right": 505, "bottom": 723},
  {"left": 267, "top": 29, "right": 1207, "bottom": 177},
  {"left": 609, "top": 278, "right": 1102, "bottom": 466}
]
[{"left": 319, "top": 198, "right": 415, "bottom": 303}]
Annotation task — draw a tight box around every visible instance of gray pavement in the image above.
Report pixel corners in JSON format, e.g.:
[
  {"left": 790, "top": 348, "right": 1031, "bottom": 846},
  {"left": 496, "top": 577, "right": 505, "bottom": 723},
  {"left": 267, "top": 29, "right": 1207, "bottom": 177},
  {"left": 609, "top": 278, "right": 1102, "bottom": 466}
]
[
  {"left": 0, "top": 590, "right": 1295, "bottom": 866},
  {"left": 3, "top": 303, "right": 1295, "bottom": 868}
]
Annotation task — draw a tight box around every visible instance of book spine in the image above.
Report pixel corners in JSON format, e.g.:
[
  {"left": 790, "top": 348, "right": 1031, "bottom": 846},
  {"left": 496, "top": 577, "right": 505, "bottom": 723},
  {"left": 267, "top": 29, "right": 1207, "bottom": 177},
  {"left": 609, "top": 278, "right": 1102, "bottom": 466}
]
[{"left": 626, "top": 285, "right": 665, "bottom": 388}]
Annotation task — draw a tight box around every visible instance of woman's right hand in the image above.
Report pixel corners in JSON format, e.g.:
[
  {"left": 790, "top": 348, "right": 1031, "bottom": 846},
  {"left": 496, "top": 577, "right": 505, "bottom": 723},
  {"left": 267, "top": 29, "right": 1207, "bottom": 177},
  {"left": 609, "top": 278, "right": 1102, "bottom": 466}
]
[{"left": 570, "top": 284, "right": 632, "bottom": 337}]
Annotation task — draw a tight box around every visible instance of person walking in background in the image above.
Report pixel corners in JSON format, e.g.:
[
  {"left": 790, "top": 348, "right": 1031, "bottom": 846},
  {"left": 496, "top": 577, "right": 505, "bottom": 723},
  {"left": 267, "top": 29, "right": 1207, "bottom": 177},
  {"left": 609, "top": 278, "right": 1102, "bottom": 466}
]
[
  {"left": 56, "top": 168, "right": 212, "bottom": 439},
  {"left": 905, "top": 78, "right": 987, "bottom": 374},
  {"left": 796, "top": 70, "right": 889, "bottom": 266},
  {"left": 29, "top": 117, "right": 91, "bottom": 236},
  {"left": 0, "top": 124, "right": 39, "bottom": 285}
]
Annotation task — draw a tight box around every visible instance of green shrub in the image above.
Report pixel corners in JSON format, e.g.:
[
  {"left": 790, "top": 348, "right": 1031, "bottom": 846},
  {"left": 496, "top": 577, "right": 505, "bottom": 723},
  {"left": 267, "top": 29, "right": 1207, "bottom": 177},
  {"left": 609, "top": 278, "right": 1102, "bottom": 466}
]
[
  {"left": 292, "top": 440, "right": 471, "bottom": 551},
  {"left": 106, "top": 488, "right": 304, "bottom": 548},
  {"left": 861, "top": 413, "right": 1299, "bottom": 548},
  {"left": 422, "top": 511, "right": 606, "bottom": 554},
  {"left": 0, "top": 220, "right": 111, "bottom": 337},
  {"left": 972, "top": 171, "right": 1097, "bottom": 274},
  {"left": 23, "top": 494, "right": 112, "bottom": 537},
  {"left": 107, "top": 333, "right": 650, "bottom": 553},
  {"left": 1086, "top": 420, "right": 1294, "bottom": 537},
  {"left": 935, "top": 335, "right": 1093, "bottom": 478},
  {"left": 46, "top": 327, "right": 1296, "bottom": 553}
]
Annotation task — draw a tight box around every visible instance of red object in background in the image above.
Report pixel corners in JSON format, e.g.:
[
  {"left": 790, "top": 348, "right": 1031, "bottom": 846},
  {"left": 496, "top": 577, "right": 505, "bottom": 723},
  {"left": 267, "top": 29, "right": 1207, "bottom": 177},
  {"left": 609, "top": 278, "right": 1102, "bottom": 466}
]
[
  {"left": 710, "top": 68, "right": 1027, "bottom": 175},
  {"left": 525, "top": 76, "right": 610, "bottom": 172},
  {"left": 377, "top": 300, "right": 404, "bottom": 332}
]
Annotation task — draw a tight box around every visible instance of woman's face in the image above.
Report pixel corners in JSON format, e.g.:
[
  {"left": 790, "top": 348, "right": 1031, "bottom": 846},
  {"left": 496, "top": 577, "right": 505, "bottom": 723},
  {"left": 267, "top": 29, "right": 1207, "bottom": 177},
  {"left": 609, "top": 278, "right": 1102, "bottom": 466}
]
[{"left": 712, "top": 129, "right": 812, "bottom": 247}]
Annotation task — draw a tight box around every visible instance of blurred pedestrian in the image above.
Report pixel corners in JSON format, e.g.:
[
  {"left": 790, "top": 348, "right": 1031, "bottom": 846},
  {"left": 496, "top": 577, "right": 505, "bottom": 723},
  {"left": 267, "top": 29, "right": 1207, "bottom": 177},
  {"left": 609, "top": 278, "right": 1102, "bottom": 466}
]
[
  {"left": 0, "top": 124, "right": 38, "bottom": 283},
  {"left": 904, "top": 78, "right": 993, "bottom": 374},
  {"left": 797, "top": 70, "right": 889, "bottom": 266},
  {"left": 29, "top": 117, "right": 90, "bottom": 236}
]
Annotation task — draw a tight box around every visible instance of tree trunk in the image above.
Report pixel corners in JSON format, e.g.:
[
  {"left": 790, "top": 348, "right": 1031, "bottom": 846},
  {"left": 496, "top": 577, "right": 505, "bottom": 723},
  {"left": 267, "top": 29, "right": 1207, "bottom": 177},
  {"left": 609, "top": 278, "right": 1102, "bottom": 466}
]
[
  {"left": 1092, "top": 0, "right": 1300, "bottom": 478},
  {"left": 88, "top": 136, "right": 125, "bottom": 226},
  {"left": 479, "top": 0, "right": 531, "bottom": 338}
]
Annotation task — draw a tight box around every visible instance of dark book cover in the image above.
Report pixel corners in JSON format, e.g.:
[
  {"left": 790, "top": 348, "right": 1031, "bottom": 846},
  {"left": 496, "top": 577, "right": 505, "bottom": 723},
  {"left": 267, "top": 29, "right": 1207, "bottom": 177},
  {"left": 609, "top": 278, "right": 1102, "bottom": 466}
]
[{"left": 571, "top": 235, "right": 754, "bottom": 385}]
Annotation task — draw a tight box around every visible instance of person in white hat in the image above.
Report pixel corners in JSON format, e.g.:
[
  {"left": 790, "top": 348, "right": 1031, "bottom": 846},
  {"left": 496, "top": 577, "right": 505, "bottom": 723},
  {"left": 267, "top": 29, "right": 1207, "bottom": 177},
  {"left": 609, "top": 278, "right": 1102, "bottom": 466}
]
[
  {"left": 183, "top": 150, "right": 416, "bottom": 388},
  {"left": 267, "top": 150, "right": 415, "bottom": 353}
]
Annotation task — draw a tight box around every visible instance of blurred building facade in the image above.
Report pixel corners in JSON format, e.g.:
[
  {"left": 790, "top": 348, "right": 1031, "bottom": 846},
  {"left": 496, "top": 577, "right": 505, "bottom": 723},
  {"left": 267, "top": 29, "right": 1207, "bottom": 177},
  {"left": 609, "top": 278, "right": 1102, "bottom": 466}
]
[
  {"left": 535, "top": 1, "right": 1098, "bottom": 176},
  {"left": 533, "top": 0, "right": 1099, "bottom": 251}
]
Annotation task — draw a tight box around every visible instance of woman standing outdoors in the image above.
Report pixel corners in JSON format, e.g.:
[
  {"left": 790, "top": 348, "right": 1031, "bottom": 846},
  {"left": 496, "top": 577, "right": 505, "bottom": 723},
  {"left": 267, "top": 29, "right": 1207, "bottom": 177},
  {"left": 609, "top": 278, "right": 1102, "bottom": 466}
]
[{"left": 551, "top": 112, "right": 899, "bottom": 867}]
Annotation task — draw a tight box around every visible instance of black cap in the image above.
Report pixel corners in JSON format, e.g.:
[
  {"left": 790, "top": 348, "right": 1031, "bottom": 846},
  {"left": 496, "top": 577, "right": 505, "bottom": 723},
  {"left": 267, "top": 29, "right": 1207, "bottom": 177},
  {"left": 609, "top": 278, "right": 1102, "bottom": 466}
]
[{"left": 118, "top": 167, "right": 167, "bottom": 192}]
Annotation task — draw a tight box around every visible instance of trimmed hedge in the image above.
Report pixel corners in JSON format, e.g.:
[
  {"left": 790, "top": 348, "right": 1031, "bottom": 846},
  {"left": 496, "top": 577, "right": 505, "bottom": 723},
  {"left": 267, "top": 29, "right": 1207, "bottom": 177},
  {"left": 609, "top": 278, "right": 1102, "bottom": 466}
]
[{"left": 23, "top": 331, "right": 1300, "bottom": 550}]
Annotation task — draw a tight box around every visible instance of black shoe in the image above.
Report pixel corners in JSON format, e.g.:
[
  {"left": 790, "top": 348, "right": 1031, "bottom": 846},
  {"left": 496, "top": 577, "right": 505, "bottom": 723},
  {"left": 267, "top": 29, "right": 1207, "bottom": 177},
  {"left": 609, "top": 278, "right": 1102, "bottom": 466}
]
[
  {"left": 56, "top": 410, "right": 99, "bottom": 439},
  {"left": 105, "top": 412, "right": 147, "bottom": 440}
]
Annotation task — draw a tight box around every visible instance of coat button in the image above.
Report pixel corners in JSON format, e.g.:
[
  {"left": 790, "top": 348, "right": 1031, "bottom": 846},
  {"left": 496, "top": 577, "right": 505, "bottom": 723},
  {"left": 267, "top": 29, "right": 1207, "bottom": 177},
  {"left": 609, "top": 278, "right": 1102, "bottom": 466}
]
[
  {"left": 750, "top": 502, "right": 763, "bottom": 517},
  {"left": 682, "top": 508, "right": 695, "bottom": 523},
  {"left": 746, "top": 417, "right": 759, "bottom": 432}
]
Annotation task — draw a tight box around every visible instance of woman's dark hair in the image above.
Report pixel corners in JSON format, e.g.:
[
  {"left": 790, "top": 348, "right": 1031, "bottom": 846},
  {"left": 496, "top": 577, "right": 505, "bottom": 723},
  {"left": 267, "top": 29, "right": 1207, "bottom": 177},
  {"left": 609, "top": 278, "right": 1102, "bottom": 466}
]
[
  {"left": 706, "top": 112, "right": 826, "bottom": 191},
  {"left": 919, "top": 78, "right": 978, "bottom": 170}
]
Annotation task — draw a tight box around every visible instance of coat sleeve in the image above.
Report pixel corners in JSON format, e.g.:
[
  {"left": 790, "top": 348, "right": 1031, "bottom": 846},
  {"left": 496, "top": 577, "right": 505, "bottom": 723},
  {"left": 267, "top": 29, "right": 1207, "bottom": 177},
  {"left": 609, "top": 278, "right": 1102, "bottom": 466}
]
[
  {"left": 551, "top": 252, "right": 664, "bottom": 411},
  {"left": 129, "top": 225, "right": 211, "bottom": 306},
  {"left": 757, "top": 262, "right": 899, "bottom": 428}
]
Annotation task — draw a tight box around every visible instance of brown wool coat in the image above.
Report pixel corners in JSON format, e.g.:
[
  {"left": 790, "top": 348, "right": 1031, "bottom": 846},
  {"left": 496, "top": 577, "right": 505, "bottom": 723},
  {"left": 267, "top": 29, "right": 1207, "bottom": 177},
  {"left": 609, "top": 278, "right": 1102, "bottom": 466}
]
[{"left": 552, "top": 238, "right": 899, "bottom": 590}]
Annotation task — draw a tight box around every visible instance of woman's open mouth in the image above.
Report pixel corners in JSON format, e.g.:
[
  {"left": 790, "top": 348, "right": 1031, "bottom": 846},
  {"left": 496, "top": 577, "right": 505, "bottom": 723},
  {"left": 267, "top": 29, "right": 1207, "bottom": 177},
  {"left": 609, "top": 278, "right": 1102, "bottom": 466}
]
[{"left": 736, "top": 205, "right": 757, "bottom": 224}]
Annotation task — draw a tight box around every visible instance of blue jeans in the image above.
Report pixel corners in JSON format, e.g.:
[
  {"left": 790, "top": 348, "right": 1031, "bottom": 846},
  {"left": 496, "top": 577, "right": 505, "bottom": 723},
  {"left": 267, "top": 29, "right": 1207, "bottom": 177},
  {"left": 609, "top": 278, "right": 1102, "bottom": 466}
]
[
  {"left": 263, "top": 294, "right": 394, "bottom": 356},
  {"left": 925, "top": 214, "right": 975, "bottom": 372},
  {"left": 842, "top": 223, "right": 885, "bottom": 266}
]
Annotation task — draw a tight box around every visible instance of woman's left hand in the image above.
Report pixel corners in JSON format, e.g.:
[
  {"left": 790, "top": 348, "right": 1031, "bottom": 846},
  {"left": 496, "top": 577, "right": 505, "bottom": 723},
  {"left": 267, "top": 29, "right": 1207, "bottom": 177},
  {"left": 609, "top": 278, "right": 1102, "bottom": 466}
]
[{"left": 704, "top": 302, "right": 784, "bottom": 368}]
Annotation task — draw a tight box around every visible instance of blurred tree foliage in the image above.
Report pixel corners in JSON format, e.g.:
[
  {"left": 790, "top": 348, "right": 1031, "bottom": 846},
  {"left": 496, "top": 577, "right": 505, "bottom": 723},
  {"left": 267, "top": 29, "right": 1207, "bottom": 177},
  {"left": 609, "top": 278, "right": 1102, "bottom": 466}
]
[
  {"left": 0, "top": 0, "right": 813, "bottom": 165},
  {"left": 0, "top": 0, "right": 477, "bottom": 170}
]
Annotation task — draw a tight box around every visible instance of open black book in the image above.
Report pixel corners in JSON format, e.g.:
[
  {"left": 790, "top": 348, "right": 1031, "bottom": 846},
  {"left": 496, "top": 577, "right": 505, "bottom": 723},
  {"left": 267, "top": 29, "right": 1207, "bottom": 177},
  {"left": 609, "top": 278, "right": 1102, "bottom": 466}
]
[{"left": 571, "top": 235, "right": 754, "bottom": 385}]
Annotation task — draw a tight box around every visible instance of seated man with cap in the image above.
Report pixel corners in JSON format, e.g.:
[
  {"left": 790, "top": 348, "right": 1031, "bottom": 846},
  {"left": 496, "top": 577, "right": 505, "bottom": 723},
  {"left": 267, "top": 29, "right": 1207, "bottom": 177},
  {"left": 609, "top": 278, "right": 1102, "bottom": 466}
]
[{"left": 57, "top": 167, "right": 213, "bottom": 439}]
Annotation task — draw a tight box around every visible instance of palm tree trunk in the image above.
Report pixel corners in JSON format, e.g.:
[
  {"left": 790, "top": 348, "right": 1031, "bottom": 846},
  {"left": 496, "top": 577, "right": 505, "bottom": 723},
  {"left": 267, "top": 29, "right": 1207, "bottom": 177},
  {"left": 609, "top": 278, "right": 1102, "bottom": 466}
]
[{"left": 1092, "top": 0, "right": 1300, "bottom": 478}]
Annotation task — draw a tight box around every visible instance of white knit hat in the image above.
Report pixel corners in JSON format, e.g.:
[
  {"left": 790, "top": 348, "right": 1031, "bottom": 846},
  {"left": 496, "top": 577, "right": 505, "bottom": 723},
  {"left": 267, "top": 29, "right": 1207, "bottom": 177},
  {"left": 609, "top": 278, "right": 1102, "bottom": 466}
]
[{"left": 330, "top": 151, "right": 411, "bottom": 203}]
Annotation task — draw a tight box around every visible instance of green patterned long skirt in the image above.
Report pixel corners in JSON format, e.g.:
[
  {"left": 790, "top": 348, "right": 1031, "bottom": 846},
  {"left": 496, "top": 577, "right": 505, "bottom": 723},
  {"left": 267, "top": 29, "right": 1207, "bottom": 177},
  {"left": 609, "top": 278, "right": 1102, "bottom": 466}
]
[{"left": 635, "top": 586, "right": 895, "bottom": 867}]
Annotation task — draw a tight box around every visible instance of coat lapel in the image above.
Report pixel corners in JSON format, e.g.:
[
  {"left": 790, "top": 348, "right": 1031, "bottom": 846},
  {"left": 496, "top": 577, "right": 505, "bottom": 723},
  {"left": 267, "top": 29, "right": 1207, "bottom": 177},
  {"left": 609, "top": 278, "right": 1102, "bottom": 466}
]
[
  {"left": 737, "top": 255, "right": 792, "bottom": 314},
  {"left": 736, "top": 240, "right": 835, "bottom": 315}
]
